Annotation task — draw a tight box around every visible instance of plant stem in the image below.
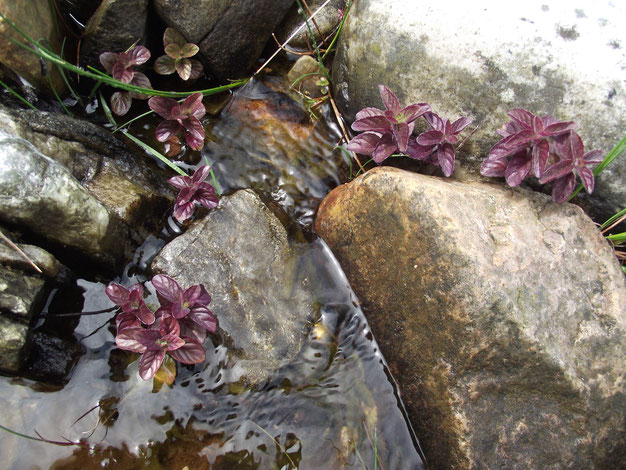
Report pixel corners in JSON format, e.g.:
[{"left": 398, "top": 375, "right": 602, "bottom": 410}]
[{"left": 0, "top": 78, "right": 37, "bottom": 110}]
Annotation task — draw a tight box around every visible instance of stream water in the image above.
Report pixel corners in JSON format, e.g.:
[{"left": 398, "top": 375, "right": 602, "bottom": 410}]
[{"left": 0, "top": 76, "right": 425, "bottom": 469}]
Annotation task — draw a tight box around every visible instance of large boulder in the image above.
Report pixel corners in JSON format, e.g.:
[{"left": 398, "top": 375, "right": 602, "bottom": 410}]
[
  {"left": 332, "top": 0, "right": 626, "bottom": 220},
  {"left": 0, "top": 0, "right": 65, "bottom": 93},
  {"left": 154, "top": 0, "right": 295, "bottom": 80},
  {"left": 0, "top": 131, "right": 128, "bottom": 267},
  {"left": 315, "top": 166, "right": 626, "bottom": 469},
  {"left": 151, "top": 189, "right": 315, "bottom": 385}
]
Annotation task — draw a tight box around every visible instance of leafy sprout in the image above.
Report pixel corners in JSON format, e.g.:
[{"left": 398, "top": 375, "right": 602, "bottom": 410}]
[{"left": 154, "top": 28, "right": 204, "bottom": 80}]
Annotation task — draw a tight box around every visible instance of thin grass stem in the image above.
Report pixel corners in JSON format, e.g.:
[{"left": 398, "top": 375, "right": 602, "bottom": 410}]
[
  {"left": 321, "top": 0, "right": 351, "bottom": 61},
  {"left": 121, "top": 131, "right": 187, "bottom": 176},
  {"left": 250, "top": 420, "right": 297, "bottom": 469},
  {"left": 0, "top": 78, "right": 37, "bottom": 109}
]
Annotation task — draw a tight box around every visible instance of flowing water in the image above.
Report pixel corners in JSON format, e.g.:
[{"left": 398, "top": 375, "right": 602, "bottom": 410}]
[{"left": 0, "top": 76, "right": 424, "bottom": 469}]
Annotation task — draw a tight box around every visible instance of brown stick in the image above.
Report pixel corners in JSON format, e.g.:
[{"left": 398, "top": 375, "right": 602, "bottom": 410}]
[{"left": 0, "top": 229, "right": 42, "bottom": 274}]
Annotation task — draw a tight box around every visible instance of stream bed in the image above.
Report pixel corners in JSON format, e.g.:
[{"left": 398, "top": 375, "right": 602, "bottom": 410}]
[{"left": 0, "top": 76, "right": 425, "bottom": 469}]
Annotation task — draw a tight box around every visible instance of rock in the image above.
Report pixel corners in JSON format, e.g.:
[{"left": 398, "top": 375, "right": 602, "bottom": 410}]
[
  {"left": 0, "top": 106, "right": 175, "bottom": 239},
  {"left": 0, "top": 237, "right": 64, "bottom": 279},
  {"left": 0, "top": 266, "right": 46, "bottom": 320},
  {"left": 80, "top": 0, "right": 150, "bottom": 70},
  {"left": 315, "top": 166, "right": 626, "bottom": 469},
  {"left": 332, "top": 0, "right": 626, "bottom": 220},
  {"left": 154, "top": 0, "right": 295, "bottom": 80},
  {"left": 23, "top": 330, "right": 82, "bottom": 383},
  {"left": 55, "top": 0, "right": 102, "bottom": 30},
  {"left": 278, "top": 0, "right": 346, "bottom": 50},
  {"left": 287, "top": 55, "right": 327, "bottom": 98},
  {"left": 0, "top": 131, "right": 128, "bottom": 267},
  {"left": 0, "top": 315, "right": 30, "bottom": 373},
  {"left": 151, "top": 189, "right": 315, "bottom": 385},
  {"left": 0, "top": 0, "right": 65, "bottom": 93}
]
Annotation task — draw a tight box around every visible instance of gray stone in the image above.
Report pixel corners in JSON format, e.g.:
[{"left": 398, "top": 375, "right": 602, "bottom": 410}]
[
  {"left": 0, "top": 131, "right": 128, "bottom": 267},
  {"left": 152, "top": 189, "right": 315, "bottom": 385},
  {"left": 0, "top": 106, "right": 175, "bottom": 239},
  {"left": 287, "top": 55, "right": 327, "bottom": 98},
  {"left": 23, "top": 330, "right": 81, "bottom": 383},
  {"left": 0, "top": 238, "right": 63, "bottom": 279},
  {"left": 332, "top": 0, "right": 626, "bottom": 221},
  {"left": 0, "top": 0, "right": 65, "bottom": 93},
  {"left": 80, "top": 0, "right": 150, "bottom": 70},
  {"left": 0, "top": 266, "right": 46, "bottom": 320},
  {"left": 154, "top": 0, "right": 295, "bottom": 80},
  {"left": 0, "top": 315, "right": 29, "bottom": 373},
  {"left": 315, "top": 166, "right": 626, "bottom": 469},
  {"left": 278, "top": 0, "right": 347, "bottom": 50}
]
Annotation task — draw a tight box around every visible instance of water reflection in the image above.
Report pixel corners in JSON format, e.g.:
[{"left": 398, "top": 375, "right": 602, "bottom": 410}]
[{"left": 0, "top": 241, "right": 423, "bottom": 469}]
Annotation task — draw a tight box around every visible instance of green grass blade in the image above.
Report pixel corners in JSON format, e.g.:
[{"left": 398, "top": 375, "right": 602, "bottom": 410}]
[
  {"left": 569, "top": 133, "right": 626, "bottom": 200},
  {"left": 112, "top": 109, "right": 153, "bottom": 133},
  {"left": 606, "top": 232, "right": 626, "bottom": 242},
  {"left": 99, "top": 91, "right": 117, "bottom": 127},
  {"left": 601, "top": 208, "right": 626, "bottom": 230},
  {"left": 0, "top": 78, "right": 37, "bottom": 109},
  {"left": 322, "top": 0, "right": 352, "bottom": 61},
  {"left": 48, "top": 74, "right": 72, "bottom": 116},
  {"left": 121, "top": 131, "right": 186, "bottom": 176}
]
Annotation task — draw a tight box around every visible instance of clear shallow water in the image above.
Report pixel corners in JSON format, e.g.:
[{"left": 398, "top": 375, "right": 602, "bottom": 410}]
[
  {"left": 0, "top": 240, "right": 423, "bottom": 469},
  {"left": 0, "top": 74, "right": 423, "bottom": 469}
]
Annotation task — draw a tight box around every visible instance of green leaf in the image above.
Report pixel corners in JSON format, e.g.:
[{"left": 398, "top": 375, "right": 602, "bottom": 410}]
[
  {"left": 121, "top": 131, "right": 187, "bottom": 176},
  {"left": 163, "top": 27, "right": 186, "bottom": 48},
  {"left": 179, "top": 43, "right": 199, "bottom": 58},
  {"left": 154, "top": 55, "right": 176, "bottom": 75}
]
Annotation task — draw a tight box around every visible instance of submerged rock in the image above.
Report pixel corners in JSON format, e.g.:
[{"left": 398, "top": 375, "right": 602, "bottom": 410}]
[
  {"left": 315, "top": 166, "right": 626, "bottom": 469},
  {"left": 154, "top": 0, "right": 295, "bottom": 80},
  {"left": 332, "top": 0, "right": 626, "bottom": 220},
  {"left": 152, "top": 189, "right": 315, "bottom": 385},
  {"left": 0, "top": 132, "right": 128, "bottom": 267}
]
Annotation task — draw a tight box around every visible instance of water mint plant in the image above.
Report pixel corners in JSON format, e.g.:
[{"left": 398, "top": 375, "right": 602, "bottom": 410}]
[
  {"left": 346, "top": 85, "right": 430, "bottom": 163},
  {"left": 107, "top": 275, "right": 216, "bottom": 381},
  {"left": 154, "top": 28, "right": 204, "bottom": 81},
  {"left": 538, "top": 131, "right": 603, "bottom": 203},
  {"left": 480, "top": 108, "right": 578, "bottom": 186},
  {"left": 168, "top": 165, "right": 220, "bottom": 222},
  {"left": 148, "top": 92, "right": 206, "bottom": 150},
  {"left": 99, "top": 45, "right": 152, "bottom": 116},
  {"left": 406, "top": 112, "right": 472, "bottom": 177}
]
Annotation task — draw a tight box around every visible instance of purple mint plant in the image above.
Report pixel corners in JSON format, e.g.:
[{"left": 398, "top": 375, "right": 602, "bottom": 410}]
[
  {"left": 346, "top": 84, "right": 430, "bottom": 163},
  {"left": 406, "top": 112, "right": 472, "bottom": 177},
  {"left": 148, "top": 92, "right": 206, "bottom": 150},
  {"left": 538, "top": 131, "right": 603, "bottom": 203},
  {"left": 105, "top": 282, "right": 155, "bottom": 326},
  {"left": 154, "top": 28, "right": 204, "bottom": 81},
  {"left": 115, "top": 316, "right": 204, "bottom": 381},
  {"left": 99, "top": 45, "right": 152, "bottom": 116},
  {"left": 480, "top": 108, "right": 578, "bottom": 186},
  {"left": 168, "top": 165, "right": 219, "bottom": 222},
  {"left": 152, "top": 274, "right": 218, "bottom": 334}
]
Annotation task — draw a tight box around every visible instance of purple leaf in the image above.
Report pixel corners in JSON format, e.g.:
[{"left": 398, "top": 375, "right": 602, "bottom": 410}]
[
  {"left": 406, "top": 140, "right": 433, "bottom": 161},
  {"left": 181, "top": 118, "right": 205, "bottom": 150},
  {"left": 532, "top": 139, "right": 550, "bottom": 178},
  {"left": 538, "top": 159, "right": 575, "bottom": 184},
  {"left": 128, "top": 46, "right": 150, "bottom": 66},
  {"left": 542, "top": 120, "right": 578, "bottom": 136},
  {"left": 188, "top": 59, "right": 204, "bottom": 80},
  {"left": 507, "top": 108, "right": 535, "bottom": 129},
  {"left": 106, "top": 283, "right": 130, "bottom": 305},
  {"left": 179, "top": 319, "right": 208, "bottom": 344},
  {"left": 355, "top": 107, "right": 385, "bottom": 120},
  {"left": 179, "top": 43, "right": 199, "bottom": 58},
  {"left": 188, "top": 305, "right": 218, "bottom": 333},
  {"left": 480, "top": 157, "right": 508, "bottom": 177},
  {"left": 115, "top": 328, "right": 148, "bottom": 353},
  {"left": 378, "top": 84, "right": 401, "bottom": 115},
  {"left": 417, "top": 130, "right": 444, "bottom": 146},
  {"left": 194, "top": 184, "right": 219, "bottom": 209},
  {"left": 424, "top": 112, "right": 444, "bottom": 132},
  {"left": 583, "top": 150, "right": 603, "bottom": 165},
  {"left": 111, "top": 91, "right": 132, "bottom": 116},
  {"left": 346, "top": 132, "right": 382, "bottom": 155},
  {"left": 149, "top": 96, "right": 178, "bottom": 120},
  {"left": 112, "top": 62, "right": 134, "bottom": 84},
  {"left": 504, "top": 150, "right": 532, "bottom": 187},
  {"left": 99, "top": 52, "right": 118, "bottom": 73},
  {"left": 130, "top": 72, "right": 152, "bottom": 99},
  {"left": 437, "top": 143, "right": 455, "bottom": 177},
  {"left": 152, "top": 275, "right": 184, "bottom": 304},
  {"left": 577, "top": 166, "right": 595, "bottom": 194},
  {"left": 132, "top": 328, "right": 163, "bottom": 350},
  {"left": 169, "top": 338, "right": 206, "bottom": 364},
  {"left": 372, "top": 133, "right": 397, "bottom": 164},
  {"left": 180, "top": 93, "right": 206, "bottom": 120},
  {"left": 173, "top": 200, "right": 196, "bottom": 222},
  {"left": 393, "top": 122, "right": 411, "bottom": 152},
  {"left": 551, "top": 173, "right": 576, "bottom": 203},
  {"left": 402, "top": 103, "right": 431, "bottom": 123},
  {"left": 352, "top": 116, "right": 392, "bottom": 133},
  {"left": 191, "top": 164, "right": 211, "bottom": 184},
  {"left": 155, "top": 120, "right": 182, "bottom": 142},
  {"left": 168, "top": 174, "right": 192, "bottom": 190},
  {"left": 139, "top": 349, "right": 166, "bottom": 381},
  {"left": 451, "top": 116, "right": 472, "bottom": 134}
]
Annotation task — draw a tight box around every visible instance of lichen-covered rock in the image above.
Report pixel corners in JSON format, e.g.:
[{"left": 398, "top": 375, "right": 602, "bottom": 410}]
[
  {"left": 0, "top": 266, "right": 46, "bottom": 320},
  {"left": 154, "top": 0, "right": 295, "bottom": 80},
  {"left": 315, "top": 166, "right": 626, "bottom": 469},
  {"left": 152, "top": 189, "right": 314, "bottom": 385},
  {"left": 0, "top": 238, "right": 64, "bottom": 279},
  {"left": 0, "top": 106, "right": 174, "bottom": 240},
  {"left": 0, "top": 132, "right": 128, "bottom": 267},
  {"left": 0, "top": 0, "right": 64, "bottom": 93},
  {"left": 0, "top": 315, "right": 29, "bottom": 373},
  {"left": 332, "top": 0, "right": 626, "bottom": 220},
  {"left": 80, "top": 0, "right": 150, "bottom": 70}
]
